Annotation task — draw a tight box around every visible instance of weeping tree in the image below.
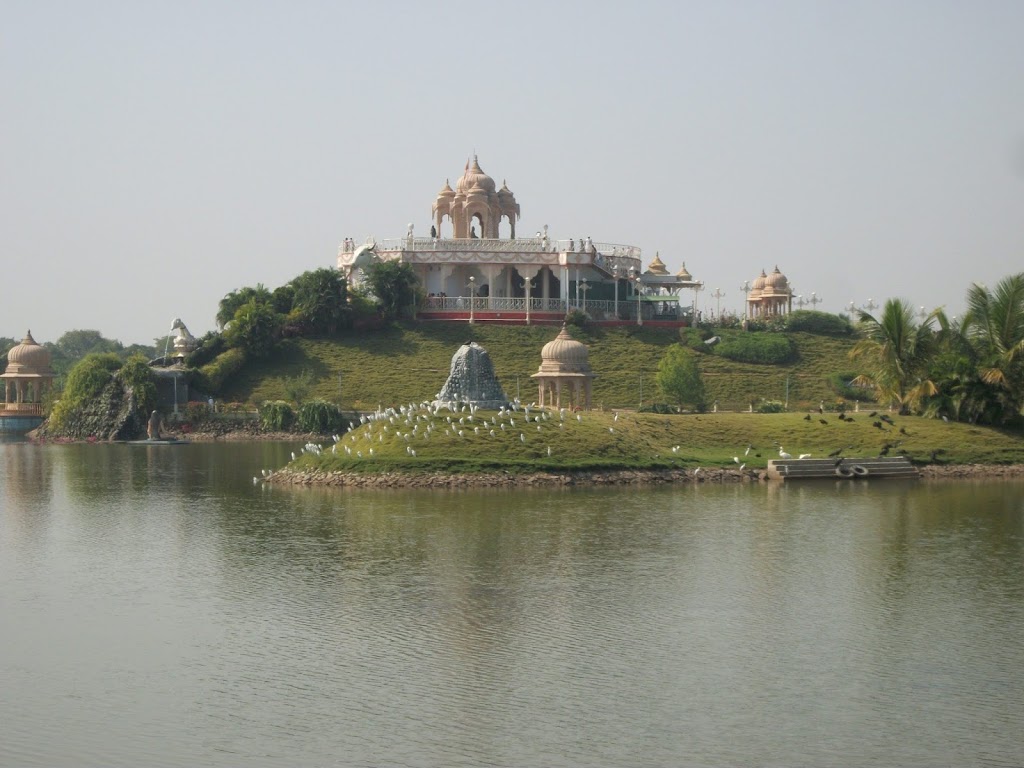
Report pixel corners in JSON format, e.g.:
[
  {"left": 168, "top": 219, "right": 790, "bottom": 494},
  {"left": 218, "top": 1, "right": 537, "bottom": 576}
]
[{"left": 849, "top": 298, "right": 939, "bottom": 414}]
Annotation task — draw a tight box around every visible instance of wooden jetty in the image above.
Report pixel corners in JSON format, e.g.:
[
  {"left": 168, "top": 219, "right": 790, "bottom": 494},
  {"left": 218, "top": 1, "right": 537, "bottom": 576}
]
[{"left": 767, "top": 456, "right": 919, "bottom": 482}]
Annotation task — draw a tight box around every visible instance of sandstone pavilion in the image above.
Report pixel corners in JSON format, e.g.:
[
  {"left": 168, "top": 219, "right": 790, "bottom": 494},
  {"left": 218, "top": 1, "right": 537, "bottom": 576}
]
[{"left": 337, "top": 155, "right": 704, "bottom": 325}]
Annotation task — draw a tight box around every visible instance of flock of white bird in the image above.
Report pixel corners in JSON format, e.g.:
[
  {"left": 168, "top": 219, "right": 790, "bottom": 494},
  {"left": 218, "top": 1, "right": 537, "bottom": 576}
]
[{"left": 252, "top": 403, "right": 815, "bottom": 485}]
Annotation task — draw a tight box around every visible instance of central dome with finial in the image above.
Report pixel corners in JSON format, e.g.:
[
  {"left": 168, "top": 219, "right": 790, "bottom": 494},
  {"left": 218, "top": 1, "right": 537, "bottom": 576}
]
[
  {"left": 6, "top": 331, "right": 52, "bottom": 374},
  {"left": 456, "top": 155, "right": 496, "bottom": 194}
]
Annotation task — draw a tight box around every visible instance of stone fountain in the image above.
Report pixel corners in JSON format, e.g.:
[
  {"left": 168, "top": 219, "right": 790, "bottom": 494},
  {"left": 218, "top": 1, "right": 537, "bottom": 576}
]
[{"left": 433, "top": 342, "right": 508, "bottom": 410}]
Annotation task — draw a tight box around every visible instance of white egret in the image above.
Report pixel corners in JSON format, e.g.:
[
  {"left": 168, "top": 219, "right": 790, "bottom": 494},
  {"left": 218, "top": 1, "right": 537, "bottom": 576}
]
[{"left": 778, "top": 447, "right": 793, "bottom": 460}]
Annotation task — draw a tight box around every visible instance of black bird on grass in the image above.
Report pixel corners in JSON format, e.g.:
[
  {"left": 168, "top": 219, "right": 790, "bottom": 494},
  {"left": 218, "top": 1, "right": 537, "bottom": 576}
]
[
  {"left": 872, "top": 420, "right": 884, "bottom": 429},
  {"left": 899, "top": 426, "right": 910, "bottom": 435},
  {"left": 803, "top": 413, "right": 812, "bottom": 421},
  {"left": 868, "top": 411, "right": 878, "bottom": 417},
  {"left": 819, "top": 418, "right": 828, "bottom": 425},
  {"left": 879, "top": 414, "right": 895, "bottom": 425}
]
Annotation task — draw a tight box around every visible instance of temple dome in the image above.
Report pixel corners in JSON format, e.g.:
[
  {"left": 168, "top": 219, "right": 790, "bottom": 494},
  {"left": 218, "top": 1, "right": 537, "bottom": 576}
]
[
  {"left": 675, "top": 262, "right": 692, "bottom": 281},
  {"left": 538, "top": 326, "right": 592, "bottom": 374},
  {"left": 456, "top": 155, "right": 496, "bottom": 194},
  {"left": 436, "top": 179, "right": 455, "bottom": 199},
  {"left": 497, "top": 180, "right": 514, "bottom": 201},
  {"left": 646, "top": 252, "right": 669, "bottom": 276},
  {"left": 752, "top": 269, "right": 768, "bottom": 291},
  {"left": 6, "top": 331, "right": 52, "bottom": 374},
  {"left": 765, "top": 265, "right": 789, "bottom": 289}
]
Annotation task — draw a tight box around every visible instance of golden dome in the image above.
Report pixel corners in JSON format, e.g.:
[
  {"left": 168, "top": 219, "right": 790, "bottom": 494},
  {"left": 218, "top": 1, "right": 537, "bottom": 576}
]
[
  {"left": 456, "top": 155, "right": 496, "bottom": 194},
  {"left": 646, "top": 252, "right": 669, "bottom": 276},
  {"left": 538, "top": 326, "right": 592, "bottom": 374},
  {"left": 6, "top": 331, "right": 52, "bottom": 375},
  {"left": 676, "top": 262, "right": 692, "bottom": 280}
]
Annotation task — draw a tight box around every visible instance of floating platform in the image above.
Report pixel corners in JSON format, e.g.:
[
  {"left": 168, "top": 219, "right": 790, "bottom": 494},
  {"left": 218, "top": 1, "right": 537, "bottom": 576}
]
[{"left": 767, "top": 456, "right": 919, "bottom": 482}]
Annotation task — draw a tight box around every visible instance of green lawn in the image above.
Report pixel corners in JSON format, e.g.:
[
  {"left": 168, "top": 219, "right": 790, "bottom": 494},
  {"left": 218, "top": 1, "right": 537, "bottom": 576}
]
[
  {"left": 291, "top": 409, "right": 1024, "bottom": 474},
  {"left": 221, "top": 322, "right": 861, "bottom": 412}
]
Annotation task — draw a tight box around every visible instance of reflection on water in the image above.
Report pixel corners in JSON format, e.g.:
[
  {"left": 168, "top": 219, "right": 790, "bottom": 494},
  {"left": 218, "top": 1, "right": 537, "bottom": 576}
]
[{"left": 1, "top": 442, "right": 1023, "bottom": 767}]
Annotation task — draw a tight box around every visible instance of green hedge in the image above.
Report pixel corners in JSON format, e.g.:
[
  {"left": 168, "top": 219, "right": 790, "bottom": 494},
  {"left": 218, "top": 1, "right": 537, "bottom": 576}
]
[
  {"left": 296, "top": 399, "right": 344, "bottom": 434},
  {"left": 784, "top": 310, "right": 853, "bottom": 336},
  {"left": 196, "top": 348, "right": 247, "bottom": 393},
  {"left": 827, "top": 372, "right": 876, "bottom": 402},
  {"left": 259, "top": 400, "right": 294, "bottom": 431},
  {"left": 714, "top": 333, "right": 796, "bottom": 365}
]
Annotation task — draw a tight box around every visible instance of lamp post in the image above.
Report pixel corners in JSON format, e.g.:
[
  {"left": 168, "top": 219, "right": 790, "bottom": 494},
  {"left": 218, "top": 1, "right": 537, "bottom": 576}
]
[
  {"left": 519, "top": 275, "right": 535, "bottom": 325},
  {"left": 613, "top": 265, "right": 619, "bottom": 320},
  {"left": 863, "top": 298, "right": 878, "bottom": 313},
  {"left": 693, "top": 284, "right": 704, "bottom": 323},
  {"left": 846, "top": 301, "right": 858, "bottom": 315},
  {"left": 635, "top": 276, "right": 644, "bottom": 326},
  {"left": 807, "top": 292, "right": 822, "bottom": 310},
  {"left": 711, "top": 288, "right": 726, "bottom": 320},
  {"left": 795, "top": 295, "right": 808, "bottom": 309},
  {"left": 467, "top": 276, "right": 476, "bottom": 324},
  {"left": 917, "top": 305, "right": 928, "bottom": 320},
  {"left": 739, "top": 280, "right": 751, "bottom": 319},
  {"left": 580, "top": 278, "right": 590, "bottom": 316}
]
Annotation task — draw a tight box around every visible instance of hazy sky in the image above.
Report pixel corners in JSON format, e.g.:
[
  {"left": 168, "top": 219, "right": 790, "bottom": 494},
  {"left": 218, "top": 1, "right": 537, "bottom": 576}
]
[{"left": 4, "top": 1, "right": 1023, "bottom": 345}]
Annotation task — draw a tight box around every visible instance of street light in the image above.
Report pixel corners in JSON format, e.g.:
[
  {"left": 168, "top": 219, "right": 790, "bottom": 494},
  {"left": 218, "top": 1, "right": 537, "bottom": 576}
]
[
  {"left": 630, "top": 270, "right": 644, "bottom": 326},
  {"left": 580, "top": 278, "right": 590, "bottom": 316},
  {"left": 711, "top": 288, "right": 726, "bottom": 320},
  {"left": 863, "top": 298, "right": 879, "bottom": 313},
  {"left": 519, "top": 274, "right": 535, "bottom": 325},
  {"left": 467, "top": 276, "right": 477, "bottom": 324},
  {"left": 795, "top": 295, "right": 808, "bottom": 309},
  {"left": 846, "top": 301, "right": 858, "bottom": 314},
  {"left": 739, "top": 280, "right": 751, "bottom": 319},
  {"left": 613, "top": 265, "right": 620, "bottom": 320},
  {"left": 807, "top": 292, "right": 822, "bottom": 310}
]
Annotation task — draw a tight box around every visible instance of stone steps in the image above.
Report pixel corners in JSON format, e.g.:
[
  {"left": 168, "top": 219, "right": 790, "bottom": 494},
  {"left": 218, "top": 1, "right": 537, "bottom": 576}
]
[{"left": 767, "top": 456, "right": 919, "bottom": 481}]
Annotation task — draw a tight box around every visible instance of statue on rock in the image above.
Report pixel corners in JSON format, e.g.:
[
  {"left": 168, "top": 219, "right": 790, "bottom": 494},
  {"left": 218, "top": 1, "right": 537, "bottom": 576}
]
[{"left": 433, "top": 342, "right": 508, "bottom": 410}]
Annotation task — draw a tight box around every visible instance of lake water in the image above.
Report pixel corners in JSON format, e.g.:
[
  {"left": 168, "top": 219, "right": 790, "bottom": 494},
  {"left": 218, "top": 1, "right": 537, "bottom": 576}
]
[{"left": 2, "top": 440, "right": 1023, "bottom": 767}]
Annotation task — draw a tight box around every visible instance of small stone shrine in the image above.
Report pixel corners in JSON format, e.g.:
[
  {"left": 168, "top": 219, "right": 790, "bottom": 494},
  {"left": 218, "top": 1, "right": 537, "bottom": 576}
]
[
  {"left": 1, "top": 330, "right": 56, "bottom": 434},
  {"left": 531, "top": 325, "right": 595, "bottom": 410},
  {"left": 433, "top": 342, "right": 509, "bottom": 409}
]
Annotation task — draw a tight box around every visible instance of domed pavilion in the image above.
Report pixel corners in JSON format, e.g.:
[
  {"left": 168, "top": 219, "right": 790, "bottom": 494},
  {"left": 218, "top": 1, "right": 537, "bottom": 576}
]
[
  {"left": 1, "top": 331, "right": 56, "bottom": 433},
  {"left": 530, "top": 325, "right": 595, "bottom": 410},
  {"left": 746, "top": 266, "right": 794, "bottom": 317}
]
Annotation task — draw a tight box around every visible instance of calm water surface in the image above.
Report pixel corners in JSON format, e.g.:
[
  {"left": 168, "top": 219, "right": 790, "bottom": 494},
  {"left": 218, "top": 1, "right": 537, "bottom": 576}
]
[{"left": 2, "top": 441, "right": 1023, "bottom": 767}]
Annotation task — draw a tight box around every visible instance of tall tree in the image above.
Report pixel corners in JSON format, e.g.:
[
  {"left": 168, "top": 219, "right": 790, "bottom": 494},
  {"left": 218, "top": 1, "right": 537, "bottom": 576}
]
[
  {"left": 224, "top": 300, "right": 282, "bottom": 358},
  {"left": 961, "top": 272, "right": 1024, "bottom": 423},
  {"left": 216, "top": 284, "right": 272, "bottom": 329},
  {"left": 849, "top": 298, "right": 938, "bottom": 414},
  {"left": 287, "top": 268, "right": 350, "bottom": 335},
  {"left": 362, "top": 261, "right": 420, "bottom": 319},
  {"left": 656, "top": 344, "right": 706, "bottom": 411}
]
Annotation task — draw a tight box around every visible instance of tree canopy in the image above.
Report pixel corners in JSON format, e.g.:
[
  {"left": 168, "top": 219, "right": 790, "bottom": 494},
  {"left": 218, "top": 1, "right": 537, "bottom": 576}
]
[
  {"left": 656, "top": 344, "right": 706, "bottom": 411},
  {"left": 362, "top": 261, "right": 420, "bottom": 319}
]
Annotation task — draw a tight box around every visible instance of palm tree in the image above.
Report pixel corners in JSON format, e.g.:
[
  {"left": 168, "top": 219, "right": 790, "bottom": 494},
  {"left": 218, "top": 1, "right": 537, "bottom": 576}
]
[
  {"left": 960, "top": 272, "right": 1024, "bottom": 423},
  {"left": 849, "top": 298, "right": 939, "bottom": 414},
  {"left": 216, "top": 284, "right": 272, "bottom": 329}
]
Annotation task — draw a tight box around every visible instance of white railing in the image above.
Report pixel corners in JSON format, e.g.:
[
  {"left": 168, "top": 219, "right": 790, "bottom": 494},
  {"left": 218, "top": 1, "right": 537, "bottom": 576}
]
[{"left": 365, "top": 236, "right": 643, "bottom": 260}]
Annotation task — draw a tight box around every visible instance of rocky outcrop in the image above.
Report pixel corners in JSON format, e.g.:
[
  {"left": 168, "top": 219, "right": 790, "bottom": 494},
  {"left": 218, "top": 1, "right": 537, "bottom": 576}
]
[
  {"left": 37, "top": 381, "right": 146, "bottom": 441},
  {"left": 269, "top": 466, "right": 761, "bottom": 488}
]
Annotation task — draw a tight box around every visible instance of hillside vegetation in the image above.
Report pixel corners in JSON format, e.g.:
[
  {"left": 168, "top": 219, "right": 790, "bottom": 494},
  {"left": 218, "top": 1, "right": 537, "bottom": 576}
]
[{"left": 220, "top": 323, "right": 859, "bottom": 412}]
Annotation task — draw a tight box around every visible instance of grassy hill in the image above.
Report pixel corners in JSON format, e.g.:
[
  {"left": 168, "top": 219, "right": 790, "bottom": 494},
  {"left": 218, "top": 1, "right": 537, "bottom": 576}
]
[
  {"left": 291, "top": 409, "right": 1024, "bottom": 475},
  {"left": 221, "top": 322, "right": 859, "bottom": 412}
]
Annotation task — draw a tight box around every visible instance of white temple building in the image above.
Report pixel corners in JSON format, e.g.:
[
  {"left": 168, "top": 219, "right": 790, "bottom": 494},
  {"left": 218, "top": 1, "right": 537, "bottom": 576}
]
[{"left": 337, "top": 156, "right": 703, "bottom": 325}]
